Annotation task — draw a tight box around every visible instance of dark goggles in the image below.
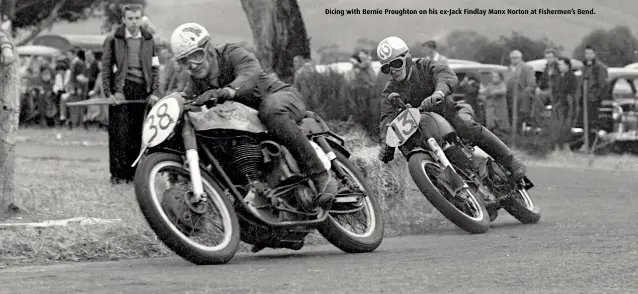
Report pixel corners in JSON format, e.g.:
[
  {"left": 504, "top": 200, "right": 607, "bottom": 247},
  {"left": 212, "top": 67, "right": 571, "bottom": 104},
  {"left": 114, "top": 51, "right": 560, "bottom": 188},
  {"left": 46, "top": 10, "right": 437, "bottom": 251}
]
[
  {"left": 177, "top": 48, "right": 207, "bottom": 67},
  {"left": 380, "top": 55, "right": 406, "bottom": 75}
]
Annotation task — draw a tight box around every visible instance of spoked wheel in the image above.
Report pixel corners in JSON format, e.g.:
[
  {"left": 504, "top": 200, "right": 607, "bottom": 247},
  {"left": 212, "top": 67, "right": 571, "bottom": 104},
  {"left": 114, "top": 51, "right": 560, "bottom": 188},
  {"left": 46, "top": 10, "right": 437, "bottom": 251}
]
[
  {"left": 317, "top": 150, "right": 384, "bottom": 253},
  {"left": 503, "top": 188, "right": 541, "bottom": 224},
  {"left": 407, "top": 152, "right": 490, "bottom": 234},
  {"left": 134, "top": 152, "right": 241, "bottom": 265}
]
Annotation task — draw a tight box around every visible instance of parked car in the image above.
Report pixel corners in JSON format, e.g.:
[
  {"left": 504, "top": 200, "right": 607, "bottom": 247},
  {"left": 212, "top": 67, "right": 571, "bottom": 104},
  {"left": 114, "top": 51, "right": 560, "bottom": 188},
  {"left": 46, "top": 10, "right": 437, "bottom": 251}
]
[
  {"left": 448, "top": 63, "right": 511, "bottom": 125},
  {"left": 569, "top": 67, "right": 638, "bottom": 153}
]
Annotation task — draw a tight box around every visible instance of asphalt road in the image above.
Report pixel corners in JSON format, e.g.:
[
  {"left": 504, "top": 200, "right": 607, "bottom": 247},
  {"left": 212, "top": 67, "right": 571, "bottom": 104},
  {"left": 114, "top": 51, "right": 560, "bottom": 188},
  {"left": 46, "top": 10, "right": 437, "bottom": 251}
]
[{"left": 4, "top": 145, "right": 638, "bottom": 293}]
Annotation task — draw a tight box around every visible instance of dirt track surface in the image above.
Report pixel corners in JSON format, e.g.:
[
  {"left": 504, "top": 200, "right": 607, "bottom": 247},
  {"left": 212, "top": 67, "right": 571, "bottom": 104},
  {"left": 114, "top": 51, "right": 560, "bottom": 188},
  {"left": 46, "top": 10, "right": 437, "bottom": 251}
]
[{"left": 6, "top": 144, "right": 638, "bottom": 293}]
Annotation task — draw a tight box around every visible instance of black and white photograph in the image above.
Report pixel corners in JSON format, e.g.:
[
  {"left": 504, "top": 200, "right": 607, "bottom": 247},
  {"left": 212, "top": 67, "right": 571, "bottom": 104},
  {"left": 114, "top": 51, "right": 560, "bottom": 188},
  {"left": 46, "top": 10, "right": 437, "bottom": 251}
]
[{"left": 0, "top": 0, "right": 637, "bottom": 293}]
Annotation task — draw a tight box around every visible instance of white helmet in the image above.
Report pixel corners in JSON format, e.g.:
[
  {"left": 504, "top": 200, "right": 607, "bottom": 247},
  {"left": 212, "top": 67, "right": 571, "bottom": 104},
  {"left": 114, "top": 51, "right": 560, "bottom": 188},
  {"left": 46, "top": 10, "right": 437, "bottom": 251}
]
[
  {"left": 170, "top": 23, "right": 211, "bottom": 59},
  {"left": 377, "top": 36, "right": 410, "bottom": 65}
]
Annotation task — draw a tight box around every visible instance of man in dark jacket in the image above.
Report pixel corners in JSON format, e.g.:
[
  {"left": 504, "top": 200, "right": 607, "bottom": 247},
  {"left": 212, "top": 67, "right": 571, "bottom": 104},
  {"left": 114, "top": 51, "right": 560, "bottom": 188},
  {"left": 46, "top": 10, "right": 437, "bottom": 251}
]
[
  {"left": 172, "top": 23, "right": 337, "bottom": 208},
  {"left": 376, "top": 36, "right": 527, "bottom": 182},
  {"left": 101, "top": 4, "right": 160, "bottom": 184},
  {"left": 581, "top": 45, "right": 608, "bottom": 130}
]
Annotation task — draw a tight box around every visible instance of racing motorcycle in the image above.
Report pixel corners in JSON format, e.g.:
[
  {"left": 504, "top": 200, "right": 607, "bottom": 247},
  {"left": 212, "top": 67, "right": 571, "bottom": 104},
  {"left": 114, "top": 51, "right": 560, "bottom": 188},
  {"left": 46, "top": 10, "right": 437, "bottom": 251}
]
[
  {"left": 131, "top": 92, "right": 384, "bottom": 265},
  {"left": 382, "top": 93, "right": 540, "bottom": 234}
]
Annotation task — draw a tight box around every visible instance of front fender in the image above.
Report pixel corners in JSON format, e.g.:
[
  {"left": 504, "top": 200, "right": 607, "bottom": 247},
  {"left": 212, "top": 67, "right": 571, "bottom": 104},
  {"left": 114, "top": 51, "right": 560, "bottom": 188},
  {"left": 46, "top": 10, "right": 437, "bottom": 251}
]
[{"left": 419, "top": 112, "right": 456, "bottom": 144}]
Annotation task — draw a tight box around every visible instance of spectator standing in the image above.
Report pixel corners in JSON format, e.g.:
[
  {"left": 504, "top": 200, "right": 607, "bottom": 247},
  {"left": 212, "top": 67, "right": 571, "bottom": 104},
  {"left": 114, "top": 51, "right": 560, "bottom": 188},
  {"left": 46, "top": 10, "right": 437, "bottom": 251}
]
[
  {"left": 292, "top": 55, "right": 315, "bottom": 101},
  {"left": 345, "top": 49, "right": 376, "bottom": 86},
  {"left": 32, "top": 66, "right": 56, "bottom": 127},
  {"left": 161, "top": 55, "right": 188, "bottom": 95},
  {"left": 507, "top": 50, "right": 537, "bottom": 131},
  {"left": 344, "top": 49, "right": 377, "bottom": 130},
  {"left": 581, "top": 46, "right": 608, "bottom": 132},
  {"left": 102, "top": 4, "right": 160, "bottom": 184},
  {"left": 85, "top": 50, "right": 100, "bottom": 91},
  {"left": 63, "top": 49, "right": 88, "bottom": 129},
  {"left": 53, "top": 60, "right": 69, "bottom": 125},
  {"left": 550, "top": 57, "right": 579, "bottom": 150},
  {"left": 536, "top": 48, "right": 559, "bottom": 104},
  {"left": 422, "top": 40, "right": 449, "bottom": 66},
  {"left": 484, "top": 71, "right": 510, "bottom": 132},
  {"left": 85, "top": 61, "right": 108, "bottom": 127},
  {"left": 457, "top": 72, "right": 483, "bottom": 124}
]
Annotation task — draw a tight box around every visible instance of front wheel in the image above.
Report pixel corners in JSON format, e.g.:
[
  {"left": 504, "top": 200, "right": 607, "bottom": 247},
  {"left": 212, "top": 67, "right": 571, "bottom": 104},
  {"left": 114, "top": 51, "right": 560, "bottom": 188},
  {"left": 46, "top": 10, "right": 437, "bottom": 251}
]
[
  {"left": 317, "top": 149, "right": 384, "bottom": 253},
  {"left": 134, "top": 152, "right": 241, "bottom": 265},
  {"left": 407, "top": 152, "right": 490, "bottom": 234},
  {"left": 503, "top": 188, "right": 541, "bottom": 224}
]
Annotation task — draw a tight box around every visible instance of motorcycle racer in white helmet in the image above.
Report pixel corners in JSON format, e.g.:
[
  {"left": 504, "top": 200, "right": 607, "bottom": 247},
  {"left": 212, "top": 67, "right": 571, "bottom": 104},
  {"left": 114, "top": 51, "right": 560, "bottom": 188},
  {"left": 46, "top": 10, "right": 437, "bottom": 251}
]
[
  {"left": 376, "top": 36, "right": 527, "bottom": 182},
  {"left": 170, "top": 23, "right": 338, "bottom": 210}
]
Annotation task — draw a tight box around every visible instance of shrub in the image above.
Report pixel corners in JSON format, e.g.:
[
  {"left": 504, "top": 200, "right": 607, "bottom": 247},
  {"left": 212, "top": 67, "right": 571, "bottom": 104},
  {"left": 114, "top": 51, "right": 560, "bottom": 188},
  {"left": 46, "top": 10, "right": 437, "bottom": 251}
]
[{"left": 295, "top": 68, "right": 387, "bottom": 134}]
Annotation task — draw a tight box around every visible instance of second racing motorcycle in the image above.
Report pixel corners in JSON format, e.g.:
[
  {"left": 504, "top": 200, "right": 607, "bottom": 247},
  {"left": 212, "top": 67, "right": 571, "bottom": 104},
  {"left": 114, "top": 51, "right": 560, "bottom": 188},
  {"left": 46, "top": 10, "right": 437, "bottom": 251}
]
[{"left": 382, "top": 93, "right": 541, "bottom": 234}]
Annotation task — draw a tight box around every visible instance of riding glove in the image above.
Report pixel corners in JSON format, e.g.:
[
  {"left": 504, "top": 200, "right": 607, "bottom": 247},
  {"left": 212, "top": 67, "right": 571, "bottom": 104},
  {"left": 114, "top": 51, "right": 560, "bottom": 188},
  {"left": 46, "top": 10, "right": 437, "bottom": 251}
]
[
  {"left": 192, "top": 88, "right": 233, "bottom": 106},
  {"left": 378, "top": 143, "right": 395, "bottom": 163},
  {"left": 420, "top": 91, "right": 445, "bottom": 111}
]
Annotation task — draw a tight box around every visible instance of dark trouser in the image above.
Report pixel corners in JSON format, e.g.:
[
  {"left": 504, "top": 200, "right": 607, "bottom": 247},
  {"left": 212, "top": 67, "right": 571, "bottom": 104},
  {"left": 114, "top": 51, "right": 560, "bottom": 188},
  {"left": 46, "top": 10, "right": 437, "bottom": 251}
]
[
  {"left": 108, "top": 81, "right": 149, "bottom": 180},
  {"left": 586, "top": 99, "right": 601, "bottom": 130},
  {"left": 444, "top": 103, "right": 514, "bottom": 163},
  {"left": 258, "top": 87, "right": 326, "bottom": 176}
]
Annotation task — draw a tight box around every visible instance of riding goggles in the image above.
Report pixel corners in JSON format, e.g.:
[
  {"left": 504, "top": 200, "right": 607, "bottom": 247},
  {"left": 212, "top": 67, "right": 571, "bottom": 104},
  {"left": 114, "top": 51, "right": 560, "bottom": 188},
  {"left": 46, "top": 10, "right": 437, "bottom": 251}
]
[
  {"left": 380, "top": 54, "right": 407, "bottom": 75},
  {"left": 177, "top": 48, "right": 207, "bottom": 67}
]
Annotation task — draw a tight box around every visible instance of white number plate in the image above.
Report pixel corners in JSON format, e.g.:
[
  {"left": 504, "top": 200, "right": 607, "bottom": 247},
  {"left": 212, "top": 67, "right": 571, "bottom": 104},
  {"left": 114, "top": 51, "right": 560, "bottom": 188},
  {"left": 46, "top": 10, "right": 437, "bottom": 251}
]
[
  {"left": 385, "top": 108, "right": 421, "bottom": 147},
  {"left": 142, "top": 96, "right": 181, "bottom": 148}
]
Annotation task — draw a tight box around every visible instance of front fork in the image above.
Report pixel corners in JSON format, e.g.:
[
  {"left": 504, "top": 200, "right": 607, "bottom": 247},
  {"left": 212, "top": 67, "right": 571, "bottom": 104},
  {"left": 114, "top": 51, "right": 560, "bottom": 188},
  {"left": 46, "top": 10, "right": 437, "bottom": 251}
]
[
  {"left": 423, "top": 137, "right": 470, "bottom": 195},
  {"left": 182, "top": 116, "right": 206, "bottom": 203}
]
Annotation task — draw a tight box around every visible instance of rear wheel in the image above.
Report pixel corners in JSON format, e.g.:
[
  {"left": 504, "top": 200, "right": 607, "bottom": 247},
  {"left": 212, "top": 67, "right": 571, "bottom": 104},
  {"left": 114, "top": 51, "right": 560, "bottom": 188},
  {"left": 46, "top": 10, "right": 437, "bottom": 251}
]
[
  {"left": 407, "top": 152, "right": 490, "bottom": 234},
  {"left": 134, "top": 152, "right": 241, "bottom": 265},
  {"left": 317, "top": 150, "right": 384, "bottom": 253}
]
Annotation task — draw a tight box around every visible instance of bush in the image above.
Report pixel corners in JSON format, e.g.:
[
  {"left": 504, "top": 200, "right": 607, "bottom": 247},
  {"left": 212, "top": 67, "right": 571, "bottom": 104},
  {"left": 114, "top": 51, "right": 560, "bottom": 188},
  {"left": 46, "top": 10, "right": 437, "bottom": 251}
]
[{"left": 295, "top": 68, "right": 387, "bottom": 134}]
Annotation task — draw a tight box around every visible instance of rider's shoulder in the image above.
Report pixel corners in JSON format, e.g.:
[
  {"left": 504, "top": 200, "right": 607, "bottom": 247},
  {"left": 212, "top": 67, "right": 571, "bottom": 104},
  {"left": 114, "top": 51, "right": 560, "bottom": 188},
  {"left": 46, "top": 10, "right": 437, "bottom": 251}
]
[{"left": 213, "top": 43, "right": 245, "bottom": 54}]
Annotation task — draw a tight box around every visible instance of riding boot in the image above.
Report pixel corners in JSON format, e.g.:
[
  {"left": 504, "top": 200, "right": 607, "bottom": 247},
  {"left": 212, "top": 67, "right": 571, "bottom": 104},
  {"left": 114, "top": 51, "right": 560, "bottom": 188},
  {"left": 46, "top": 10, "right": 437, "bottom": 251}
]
[
  {"left": 473, "top": 126, "right": 527, "bottom": 182},
  {"left": 262, "top": 113, "right": 337, "bottom": 208}
]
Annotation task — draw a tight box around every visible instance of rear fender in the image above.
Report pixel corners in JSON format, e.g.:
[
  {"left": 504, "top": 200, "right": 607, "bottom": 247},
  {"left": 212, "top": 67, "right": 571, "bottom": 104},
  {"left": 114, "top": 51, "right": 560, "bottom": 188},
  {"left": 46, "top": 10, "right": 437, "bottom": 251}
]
[
  {"left": 300, "top": 111, "right": 351, "bottom": 158},
  {"left": 300, "top": 111, "right": 330, "bottom": 136}
]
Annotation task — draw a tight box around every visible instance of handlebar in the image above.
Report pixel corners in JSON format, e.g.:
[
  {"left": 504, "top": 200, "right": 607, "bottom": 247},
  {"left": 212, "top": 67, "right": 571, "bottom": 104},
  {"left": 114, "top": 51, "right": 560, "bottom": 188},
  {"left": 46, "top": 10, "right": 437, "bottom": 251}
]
[
  {"left": 183, "top": 97, "right": 221, "bottom": 112},
  {"left": 388, "top": 92, "right": 443, "bottom": 112}
]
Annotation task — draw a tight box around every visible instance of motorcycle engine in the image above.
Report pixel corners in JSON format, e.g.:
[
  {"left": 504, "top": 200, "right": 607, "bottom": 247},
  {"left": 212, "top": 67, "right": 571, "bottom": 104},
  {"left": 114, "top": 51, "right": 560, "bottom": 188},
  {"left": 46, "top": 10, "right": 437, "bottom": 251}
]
[{"left": 228, "top": 137, "right": 263, "bottom": 184}]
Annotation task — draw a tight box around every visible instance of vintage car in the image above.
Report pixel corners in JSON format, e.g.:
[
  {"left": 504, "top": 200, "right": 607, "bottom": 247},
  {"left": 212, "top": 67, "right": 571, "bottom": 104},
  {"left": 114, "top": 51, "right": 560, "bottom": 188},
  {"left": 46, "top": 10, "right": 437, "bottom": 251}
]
[
  {"left": 32, "top": 34, "right": 108, "bottom": 58},
  {"left": 572, "top": 67, "right": 638, "bottom": 153},
  {"left": 16, "top": 45, "right": 61, "bottom": 58},
  {"left": 624, "top": 62, "right": 638, "bottom": 69},
  {"left": 448, "top": 63, "right": 510, "bottom": 125}
]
